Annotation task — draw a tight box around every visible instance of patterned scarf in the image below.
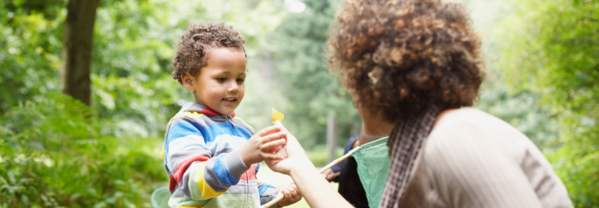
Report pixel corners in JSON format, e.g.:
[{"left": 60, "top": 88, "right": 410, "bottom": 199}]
[{"left": 379, "top": 106, "right": 441, "bottom": 208}]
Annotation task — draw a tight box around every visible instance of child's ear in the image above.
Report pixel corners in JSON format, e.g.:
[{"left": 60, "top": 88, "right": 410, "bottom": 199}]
[{"left": 181, "top": 73, "right": 196, "bottom": 92}]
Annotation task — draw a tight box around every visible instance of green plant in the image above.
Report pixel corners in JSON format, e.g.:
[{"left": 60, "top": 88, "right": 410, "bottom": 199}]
[
  {"left": 0, "top": 93, "right": 166, "bottom": 207},
  {"left": 497, "top": 0, "right": 599, "bottom": 206}
]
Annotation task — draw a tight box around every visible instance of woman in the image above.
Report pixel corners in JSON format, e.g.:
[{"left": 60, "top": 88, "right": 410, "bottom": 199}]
[{"left": 266, "top": 0, "right": 573, "bottom": 207}]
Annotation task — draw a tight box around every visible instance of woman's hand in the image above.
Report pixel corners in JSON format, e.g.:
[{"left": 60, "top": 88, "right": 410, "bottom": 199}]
[
  {"left": 265, "top": 121, "right": 354, "bottom": 208},
  {"left": 265, "top": 121, "right": 308, "bottom": 175}
]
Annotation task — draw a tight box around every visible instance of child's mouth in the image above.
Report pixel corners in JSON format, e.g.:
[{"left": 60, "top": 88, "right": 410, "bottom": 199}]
[{"left": 222, "top": 97, "right": 237, "bottom": 104}]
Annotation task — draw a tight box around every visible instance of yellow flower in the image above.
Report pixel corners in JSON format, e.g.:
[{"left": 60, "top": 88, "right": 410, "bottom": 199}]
[{"left": 271, "top": 108, "right": 284, "bottom": 123}]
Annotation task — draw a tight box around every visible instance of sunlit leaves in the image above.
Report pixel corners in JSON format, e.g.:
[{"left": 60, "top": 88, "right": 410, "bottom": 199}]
[
  {"left": 498, "top": 0, "right": 599, "bottom": 206},
  {"left": 0, "top": 1, "right": 65, "bottom": 113}
]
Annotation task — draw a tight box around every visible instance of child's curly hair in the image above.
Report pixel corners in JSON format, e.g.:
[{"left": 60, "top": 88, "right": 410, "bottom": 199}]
[
  {"left": 328, "top": 0, "right": 484, "bottom": 122},
  {"left": 171, "top": 22, "right": 246, "bottom": 84}
]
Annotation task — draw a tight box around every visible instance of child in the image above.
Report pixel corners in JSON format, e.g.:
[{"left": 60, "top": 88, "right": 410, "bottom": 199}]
[{"left": 162, "top": 22, "right": 301, "bottom": 208}]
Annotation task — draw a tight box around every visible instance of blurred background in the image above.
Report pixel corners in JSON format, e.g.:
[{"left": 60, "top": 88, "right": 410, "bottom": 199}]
[{"left": 0, "top": 0, "right": 597, "bottom": 207}]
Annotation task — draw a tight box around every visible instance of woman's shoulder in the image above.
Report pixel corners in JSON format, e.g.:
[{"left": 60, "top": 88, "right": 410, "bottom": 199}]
[
  {"left": 424, "top": 107, "right": 536, "bottom": 165},
  {"left": 430, "top": 107, "right": 524, "bottom": 139},
  {"left": 420, "top": 108, "right": 572, "bottom": 208},
  {"left": 435, "top": 107, "right": 506, "bottom": 126}
]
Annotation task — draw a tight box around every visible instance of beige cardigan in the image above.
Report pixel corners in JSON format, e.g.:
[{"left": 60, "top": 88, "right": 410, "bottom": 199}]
[{"left": 400, "top": 108, "right": 573, "bottom": 208}]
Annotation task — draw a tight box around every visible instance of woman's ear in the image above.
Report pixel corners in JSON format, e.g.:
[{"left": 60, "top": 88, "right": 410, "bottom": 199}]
[{"left": 181, "top": 73, "right": 196, "bottom": 92}]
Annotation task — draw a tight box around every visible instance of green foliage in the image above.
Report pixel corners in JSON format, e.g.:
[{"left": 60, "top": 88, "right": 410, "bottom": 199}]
[
  {"left": 547, "top": 145, "right": 599, "bottom": 207},
  {"left": 498, "top": 0, "right": 599, "bottom": 206},
  {"left": 268, "top": 0, "right": 360, "bottom": 148},
  {"left": 91, "top": 0, "right": 184, "bottom": 137},
  {"left": 0, "top": 93, "right": 165, "bottom": 207},
  {"left": 475, "top": 79, "right": 560, "bottom": 149},
  {"left": 0, "top": 0, "right": 65, "bottom": 114}
]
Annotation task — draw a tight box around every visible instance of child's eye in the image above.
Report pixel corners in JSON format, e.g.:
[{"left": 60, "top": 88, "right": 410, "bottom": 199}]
[
  {"left": 216, "top": 77, "right": 226, "bottom": 82},
  {"left": 236, "top": 78, "right": 245, "bottom": 83}
]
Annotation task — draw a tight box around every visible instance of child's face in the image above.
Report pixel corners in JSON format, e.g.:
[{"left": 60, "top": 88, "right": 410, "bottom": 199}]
[{"left": 183, "top": 47, "right": 246, "bottom": 115}]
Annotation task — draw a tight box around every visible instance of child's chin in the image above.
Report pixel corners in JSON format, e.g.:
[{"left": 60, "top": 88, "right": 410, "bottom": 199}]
[{"left": 215, "top": 107, "right": 236, "bottom": 115}]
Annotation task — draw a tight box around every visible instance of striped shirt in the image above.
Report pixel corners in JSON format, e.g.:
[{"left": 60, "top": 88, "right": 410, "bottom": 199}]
[{"left": 162, "top": 102, "right": 279, "bottom": 208}]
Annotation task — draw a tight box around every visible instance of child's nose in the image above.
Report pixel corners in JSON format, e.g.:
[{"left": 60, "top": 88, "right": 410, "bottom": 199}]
[{"left": 228, "top": 82, "right": 239, "bottom": 92}]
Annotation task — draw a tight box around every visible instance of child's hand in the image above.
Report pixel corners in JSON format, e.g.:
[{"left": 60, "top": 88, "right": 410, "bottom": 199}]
[
  {"left": 276, "top": 183, "right": 302, "bottom": 207},
  {"left": 265, "top": 121, "right": 308, "bottom": 175},
  {"left": 322, "top": 168, "right": 340, "bottom": 182},
  {"left": 239, "top": 125, "right": 287, "bottom": 166}
]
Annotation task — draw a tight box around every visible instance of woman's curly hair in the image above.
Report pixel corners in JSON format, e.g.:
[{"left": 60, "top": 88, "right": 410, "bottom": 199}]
[
  {"left": 328, "top": 0, "right": 484, "bottom": 123},
  {"left": 171, "top": 22, "right": 246, "bottom": 84}
]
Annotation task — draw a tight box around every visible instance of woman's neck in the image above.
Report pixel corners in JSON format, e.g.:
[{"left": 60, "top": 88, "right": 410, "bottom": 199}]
[
  {"left": 433, "top": 108, "right": 459, "bottom": 129},
  {"left": 376, "top": 108, "right": 459, "bottom": 136}
]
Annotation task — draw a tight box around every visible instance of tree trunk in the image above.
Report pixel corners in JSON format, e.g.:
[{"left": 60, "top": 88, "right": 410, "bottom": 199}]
[
  {"left": 61, "top": 0, "right": 100, "bottom": 106},
  {"left": 326, "top": 113, "right": 337, "bottom": 163}
]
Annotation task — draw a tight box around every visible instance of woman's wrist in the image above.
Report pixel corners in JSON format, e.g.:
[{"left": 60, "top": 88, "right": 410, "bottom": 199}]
[
  {"left": 289, "top": 157, "right": 317, "bottom": 178},
  {"left": 286, "top": 155, "right": 354, "bottom": 208}
]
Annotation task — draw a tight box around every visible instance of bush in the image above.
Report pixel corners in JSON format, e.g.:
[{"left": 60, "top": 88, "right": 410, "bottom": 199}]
[
  {"left": 0, "top": 93, "right": 166, "bottom": 207},
  {"left": 497, "top": 0, "right": 599, "bottom": 205}
]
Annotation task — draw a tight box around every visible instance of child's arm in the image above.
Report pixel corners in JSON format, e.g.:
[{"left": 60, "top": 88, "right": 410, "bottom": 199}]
[
  {"left": 258, "top": 182, "right": 281, "bottom": 207},
  {"left": 165, "top": 117, "right": 245, "bottom": 201},
  {"left": 165, "top": 117, "right": 286, "bottom": 201}
]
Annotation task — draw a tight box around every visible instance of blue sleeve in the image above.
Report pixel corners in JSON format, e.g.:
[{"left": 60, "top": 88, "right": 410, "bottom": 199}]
[
  {"left": 165, "top": 116, "right": 250, "bottom": 201},
  {"left": 257, "top": 182, "right": 280, "bottom": 205}
]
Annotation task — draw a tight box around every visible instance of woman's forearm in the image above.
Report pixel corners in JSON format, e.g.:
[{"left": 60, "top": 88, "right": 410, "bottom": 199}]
[{"left": 289, "top": 158, "right": 354, "bottom": 208}]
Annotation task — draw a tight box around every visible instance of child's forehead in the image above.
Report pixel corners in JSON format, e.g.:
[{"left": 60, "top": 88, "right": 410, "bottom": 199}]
[
  {"left": 203, "top": 47, "right": 247, "bottom": 72},
  {"left": 205, "top": 46, "right": 244, "bottom": 55},
  {"left": 205, "top": 47, "right": 245, "bottom": 60}
]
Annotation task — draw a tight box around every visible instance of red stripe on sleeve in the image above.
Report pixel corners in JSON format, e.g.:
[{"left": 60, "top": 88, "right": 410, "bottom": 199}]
[{"left": 169, "top": 155, "right": 210, "bottom": 191}]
